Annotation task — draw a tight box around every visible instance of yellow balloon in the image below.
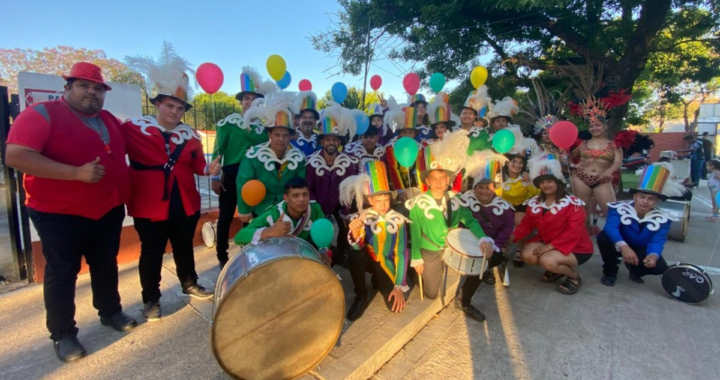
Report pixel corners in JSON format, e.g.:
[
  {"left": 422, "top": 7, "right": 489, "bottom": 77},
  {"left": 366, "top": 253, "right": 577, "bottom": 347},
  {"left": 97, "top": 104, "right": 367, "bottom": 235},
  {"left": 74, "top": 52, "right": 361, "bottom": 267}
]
[
  {"left": 470, "top": 66, "right": 488, "bottom": 89},
  {"left": 266, "top": 54, "right": 287, "bottom": 81}
]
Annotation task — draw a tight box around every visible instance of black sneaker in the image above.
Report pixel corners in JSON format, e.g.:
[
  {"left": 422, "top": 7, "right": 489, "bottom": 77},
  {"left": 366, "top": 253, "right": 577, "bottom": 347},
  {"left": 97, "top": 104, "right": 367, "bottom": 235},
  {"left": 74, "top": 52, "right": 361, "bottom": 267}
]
[
  {"left": 456, "top": 302, "right": 486, "bottom": 323},
  {"left": 347, "top": 296, "right": 370, "bottom": 321},
  {"left": 600, "top": 276, "right": 616, "bottom": 287},
  {"left": 482, "top": 270, "right": 496, "bottom": 285},
  {"left": 182, "top": 284, "right": 214, "bottom": 300},
  {"left": 100, "top": 311, "right": 137, "bottom": 332},
  {"left": 142, "top": 300, "right": 162, "bottom": 321},
  {"left": 53, "top": 334, "right": 86, "bottom": 363},
  {"left": 629, "top": 273, "right": 645, "bottom": 284}
]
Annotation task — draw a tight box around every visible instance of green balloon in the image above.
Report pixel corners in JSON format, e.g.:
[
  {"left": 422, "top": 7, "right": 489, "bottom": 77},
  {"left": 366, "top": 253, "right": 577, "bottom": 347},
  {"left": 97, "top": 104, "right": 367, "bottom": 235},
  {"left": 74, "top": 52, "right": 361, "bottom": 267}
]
[
  {"left": 492, "top": 129, "right": 516, "bottom": 154},
  {"left": 394, "top": 137, "right": 419, "bottom": 168},
  {"left": 310, "top": 218, "right": 334, "bottom": 248},
  {"left": 429, "top": 72, "right": 446, "bottom": 93}
]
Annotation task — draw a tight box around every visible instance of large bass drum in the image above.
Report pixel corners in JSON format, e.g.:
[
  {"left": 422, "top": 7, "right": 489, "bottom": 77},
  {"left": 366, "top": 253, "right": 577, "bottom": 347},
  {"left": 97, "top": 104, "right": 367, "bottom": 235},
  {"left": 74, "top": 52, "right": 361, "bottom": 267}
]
[
  {"left": 657, "top": 200, "right": 690, "bottom": 242},
  {"left": 211, "top": 237, "right": 345, "bottom": 380}
]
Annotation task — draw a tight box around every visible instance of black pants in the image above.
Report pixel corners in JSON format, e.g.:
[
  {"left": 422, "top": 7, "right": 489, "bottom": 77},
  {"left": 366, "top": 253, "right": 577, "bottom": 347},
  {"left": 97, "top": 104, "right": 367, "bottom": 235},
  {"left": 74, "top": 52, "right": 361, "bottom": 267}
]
[
  {"left": 597, "top": 231, "right": 669, "bottom": 278},
  {"left": 216, "top": 163, "right": 239, "bottom": 262},
  {"left": 134, "top": 210, "right": 201, "bottom": 303},
  {"left": 332, "top": 209, "right": 350, "bottom": 261},
  {"left": 348, "top": 249, "right": 411, "bottom": 311},
  {"left": 28, "top": 205, "right": 125, "bottom": 341},
  {"left": 460, "top": 251, "right": 506, "bottom": 306}
]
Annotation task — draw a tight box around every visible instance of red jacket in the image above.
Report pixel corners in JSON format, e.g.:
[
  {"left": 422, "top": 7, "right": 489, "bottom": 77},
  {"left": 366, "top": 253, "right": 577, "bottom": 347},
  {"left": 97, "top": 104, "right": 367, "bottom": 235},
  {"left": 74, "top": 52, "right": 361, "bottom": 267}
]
[
  {"left": 514, "top": 195, "right": 594, "bottom": 254},
  {"left": 122, "top": 116, "right": 206, "bottom": 221},
  {"left": 6, "top": 99, "right": 129, "bottom": 220}
]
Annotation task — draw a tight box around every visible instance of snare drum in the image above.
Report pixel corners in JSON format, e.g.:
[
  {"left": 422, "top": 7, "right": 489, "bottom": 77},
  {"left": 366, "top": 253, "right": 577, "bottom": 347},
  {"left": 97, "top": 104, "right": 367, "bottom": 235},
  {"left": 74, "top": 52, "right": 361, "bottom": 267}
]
[
  {"left": 212, "top": 237, "right": 345, "bottom": 380},
  {"left": 442, "top": 228, "right": 486, "bottom": 276},
  {"left": 657, "top": 200, "right": 690, "bottom": 242},
  {"left": 661, "top": 262, "right": 713, "bottom": 304}
]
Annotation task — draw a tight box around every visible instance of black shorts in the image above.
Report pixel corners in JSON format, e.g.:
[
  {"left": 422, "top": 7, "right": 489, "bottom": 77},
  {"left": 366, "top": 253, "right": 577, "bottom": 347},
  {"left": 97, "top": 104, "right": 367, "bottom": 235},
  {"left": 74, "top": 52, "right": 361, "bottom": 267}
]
[{"left": 573, "top": 252, "right": 593, "bottom": 266}]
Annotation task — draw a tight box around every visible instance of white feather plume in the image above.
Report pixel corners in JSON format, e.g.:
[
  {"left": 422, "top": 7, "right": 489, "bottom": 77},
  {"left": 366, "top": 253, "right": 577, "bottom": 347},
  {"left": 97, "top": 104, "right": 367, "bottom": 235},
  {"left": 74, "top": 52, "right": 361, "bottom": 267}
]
[
  {"left": 294, "top": 91, "right": 317, "bottom": 112},
  {"left": 124, "top": 41, "right": 194, "bottom": 99},
  {"left": 339, "top": 174, "right": 370, "bottom": 209},
  {"left": 241, "top": 66, "right": 278, "bottom": 97},
  {"left": 340, "top": 109, "right": 362, "bottom": 141},
  {"left": 464, "top": 150, "right": 509, "bottom": 183},
  {"left": 489, "top": 96, "right": 519, "bottom": 119},
  {"left": 528, "top": 154, "right": 565, "bottom": 183},
  {"left": 430, "top": 129, "right": 470, "bottom": 173}
]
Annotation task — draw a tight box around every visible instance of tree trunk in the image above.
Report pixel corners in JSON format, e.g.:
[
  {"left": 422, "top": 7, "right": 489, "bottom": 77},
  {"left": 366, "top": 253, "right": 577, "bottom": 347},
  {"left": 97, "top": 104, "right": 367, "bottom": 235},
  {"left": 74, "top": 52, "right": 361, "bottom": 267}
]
[{"left": 683, "top": 101, "right": 691, "bottom": 132}]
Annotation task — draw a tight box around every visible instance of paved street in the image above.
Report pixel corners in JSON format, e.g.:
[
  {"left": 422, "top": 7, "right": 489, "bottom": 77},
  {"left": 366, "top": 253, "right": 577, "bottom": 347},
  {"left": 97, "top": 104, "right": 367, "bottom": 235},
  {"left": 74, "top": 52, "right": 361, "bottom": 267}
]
[{"left": 0, "top": 185, "right": 717, "bottom": 380}]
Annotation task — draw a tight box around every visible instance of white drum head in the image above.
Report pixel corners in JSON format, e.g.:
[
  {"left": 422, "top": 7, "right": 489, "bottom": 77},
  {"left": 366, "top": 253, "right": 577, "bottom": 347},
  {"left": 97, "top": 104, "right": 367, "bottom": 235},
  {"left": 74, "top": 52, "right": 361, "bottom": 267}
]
[
  {"left": 202, "top": 221, "right": 216, "bottom": 248},
  {"left": 446, "top": 228, "right": 483, "bottom": 258}
]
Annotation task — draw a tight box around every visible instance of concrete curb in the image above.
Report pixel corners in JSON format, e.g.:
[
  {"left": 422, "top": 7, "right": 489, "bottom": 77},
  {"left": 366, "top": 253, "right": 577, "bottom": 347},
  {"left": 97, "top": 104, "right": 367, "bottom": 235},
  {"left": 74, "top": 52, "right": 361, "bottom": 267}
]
[{"left": 302, "top": 270, "right": 461, "bottom": 380}]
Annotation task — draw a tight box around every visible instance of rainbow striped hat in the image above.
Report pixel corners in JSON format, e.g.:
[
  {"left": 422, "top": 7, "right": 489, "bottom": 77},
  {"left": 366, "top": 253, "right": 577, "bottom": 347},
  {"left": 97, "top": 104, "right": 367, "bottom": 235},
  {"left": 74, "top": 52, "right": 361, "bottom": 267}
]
[
  {"left": 428, "top": 93, "right": 456, "bottom": 128},
  {"left": 294, "top": 91, "right": 319, "bottom": 119},
  {"left": 418, "top": 145, "right": 456, "bottom": 183},
  {"left": 630, "top": 163, "right": 687, "bottom": 201},
  {"left": 367, "top": 103, "right": 384, "bottom": 118},
  {"left": 236, "top": 67, "right": 275, "bottom": 101},
  {"left": 364, "top": 161, "right": 391, "bottom": 195},
  {"left": 410, "top": 94, "right": 428, "bottom": 106},
  {"left": 339, "top": 161, "right": 394, "bottom": 210},
  {"left": 401, "top": 106, "right": 418, "bottom": 131}
]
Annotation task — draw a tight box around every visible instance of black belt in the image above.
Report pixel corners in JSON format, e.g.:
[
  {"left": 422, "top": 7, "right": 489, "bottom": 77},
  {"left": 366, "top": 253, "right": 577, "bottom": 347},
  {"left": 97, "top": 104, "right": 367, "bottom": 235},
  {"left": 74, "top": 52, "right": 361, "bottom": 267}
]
[{"left": 130, "top": 140, "right": 187, "bottom": 201}]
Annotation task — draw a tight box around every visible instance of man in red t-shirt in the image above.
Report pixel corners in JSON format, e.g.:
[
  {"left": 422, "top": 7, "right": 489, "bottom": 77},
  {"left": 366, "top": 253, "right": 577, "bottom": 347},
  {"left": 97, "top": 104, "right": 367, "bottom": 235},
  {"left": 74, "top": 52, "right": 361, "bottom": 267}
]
[{"left": 5, "top": 62, "right": 137, "bottom": 363}]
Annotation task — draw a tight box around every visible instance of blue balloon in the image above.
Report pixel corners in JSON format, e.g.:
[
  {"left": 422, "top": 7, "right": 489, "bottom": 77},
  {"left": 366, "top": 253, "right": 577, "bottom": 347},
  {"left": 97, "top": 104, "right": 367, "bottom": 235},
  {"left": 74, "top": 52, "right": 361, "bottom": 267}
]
[
  {"left": 354, "top": 112, "right": 369, "bottom": 135},
  {"left": 331, "top": 82, "right": 348, "bottom": 103},
  {"left": 716, "top": 190, "right": 720, "bottom": 206},
  {"left": 276, "top": 71, "right": 292, "bottom": 90}
]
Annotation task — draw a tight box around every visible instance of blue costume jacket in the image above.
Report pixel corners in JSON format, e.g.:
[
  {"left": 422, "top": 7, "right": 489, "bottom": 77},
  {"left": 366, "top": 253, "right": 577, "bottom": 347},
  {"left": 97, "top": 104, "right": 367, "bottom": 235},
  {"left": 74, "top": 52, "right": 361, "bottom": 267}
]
[{"left": 603, "top": 201, "right": 678, "bottom": 257}]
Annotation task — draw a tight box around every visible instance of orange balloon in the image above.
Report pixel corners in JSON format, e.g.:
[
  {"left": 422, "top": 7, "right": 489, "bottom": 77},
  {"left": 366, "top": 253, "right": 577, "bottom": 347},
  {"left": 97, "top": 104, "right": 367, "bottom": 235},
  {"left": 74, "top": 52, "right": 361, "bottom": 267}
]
[{"left": 241, "top": 180, "right": 266, "bottom": 207}]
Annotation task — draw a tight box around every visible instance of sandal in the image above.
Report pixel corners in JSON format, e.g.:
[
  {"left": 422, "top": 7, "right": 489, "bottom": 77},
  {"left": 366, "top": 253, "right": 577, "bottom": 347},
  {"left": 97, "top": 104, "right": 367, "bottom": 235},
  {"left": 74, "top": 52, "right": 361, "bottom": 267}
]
[
  {"left": 540, "top": 271, "right": 564, "bottom": 283},
  {"left": 557, "top": 275, "right": 582, "bottom": 295},
  {"left": 706, "top": 216, "right": 718, "bottom": 223}
]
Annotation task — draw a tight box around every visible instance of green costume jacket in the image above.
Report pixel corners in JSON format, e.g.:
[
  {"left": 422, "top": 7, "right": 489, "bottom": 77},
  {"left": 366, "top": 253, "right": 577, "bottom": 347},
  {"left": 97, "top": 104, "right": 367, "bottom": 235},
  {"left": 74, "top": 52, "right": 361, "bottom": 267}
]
[
  {"left": 212, "top": 113, "right": 269, "bottom": 165},
  {"left": 236, "top": 142, "right": 306, "bottom": 216},
  {"left": 406, "top": 190, "right": 490, "bottom": 265},
  {"left": 235, "top": 201, "right": 325, "bottom": 247},
  {"left": 466, "top": 127, "right": 492, "bottom": 154}
]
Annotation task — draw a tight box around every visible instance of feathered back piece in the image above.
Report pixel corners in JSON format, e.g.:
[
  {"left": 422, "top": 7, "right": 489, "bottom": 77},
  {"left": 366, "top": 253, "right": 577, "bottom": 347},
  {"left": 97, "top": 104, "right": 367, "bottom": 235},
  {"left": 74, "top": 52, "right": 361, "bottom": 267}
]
[
  {"left": 125, "top": 41, "right": 194, "bottom": 103},
  {"left": 465, "top": 150, "right": 509, "bottom": 185},
  {"left": 520, "top": 79, "right": 567, "bottom": 135},
  {"left": 558, "top": 61, "right": 631, "bottom": 124},
  {"left": 430, "top": 129, "right": 470, "bottom": 174},
  {"left": 383, "top": 96, "right": 406, "bottom": 132},
  {"left": 529, "top": 154, "right": 566, "bottom": 184},
  {"left": 489, "top": 96, "right": 519, "bottom": 120},
  {"left": 463, "top": 85, "right": 492, "bottom": 117}
]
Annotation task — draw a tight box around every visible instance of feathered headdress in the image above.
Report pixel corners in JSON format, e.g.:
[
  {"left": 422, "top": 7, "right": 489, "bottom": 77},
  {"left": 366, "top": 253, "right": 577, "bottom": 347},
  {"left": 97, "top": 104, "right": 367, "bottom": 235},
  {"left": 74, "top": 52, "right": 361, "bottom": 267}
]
[
  {"left": 294, "top": 91, "right": 318, "bottom": 119},
  {"left": 461, "top": 85, "right": 492, "bottom": 118},
  {"left": 427, "top": 129, "right": 470, "bottom": 174},
  {"left": 125, "top": 41, "right": 194, "bottom": 109},
  {"left": 427, "top": 92, "right": 456, "bottom": 128},
  {"left": 488, "top": 96, "right": 519, "bottom": 122},
  {"left": 528, "top": 153, "right": 565, "bottom": 187},
  {"left": 236, "top": 66, "right": 278, "bottom": 100},
  {"left": 559, "top": 61, "right": 631, "bottom": 124},
  {"left": 383, "top": 96, "right": 406, "bottom": 133},
  {"left": 243, "top": 95, "right": 297, "bottom": 130},
  {"left": 501, "top": 125, "right": 540, "bottom": 159},
  {"left": 339, "top": 161, "right": 393, "bottom": 209},
  {"left": 319, "top": 104, "right": 356, "bottom": 141},
  {"left": 520, "top": 79, "right": 567, "bottom": 135},
  {"left": 465, "top": 150, "right": 508, "bottom": 186}
]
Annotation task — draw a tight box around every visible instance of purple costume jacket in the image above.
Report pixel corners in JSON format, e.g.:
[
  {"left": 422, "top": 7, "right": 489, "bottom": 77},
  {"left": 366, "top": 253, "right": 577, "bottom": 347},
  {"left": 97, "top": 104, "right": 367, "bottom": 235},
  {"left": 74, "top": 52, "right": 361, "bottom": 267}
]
[
  {"left": 459, "top": 192, "right": 515, "bottom": 247},
  {"left": 344, "top": 141, "right": 386, "bottom": 171},
  {"left": 306, "top": 151, "right": 359, "bottom": 217}
]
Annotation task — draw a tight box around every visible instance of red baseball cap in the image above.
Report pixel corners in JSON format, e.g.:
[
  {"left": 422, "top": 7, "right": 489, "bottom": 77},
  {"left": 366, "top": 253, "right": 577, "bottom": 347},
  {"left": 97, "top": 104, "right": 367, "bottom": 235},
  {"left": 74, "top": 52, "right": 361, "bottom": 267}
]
[{"left": 62, "top": 62, "right": 112, "bottom": 91}]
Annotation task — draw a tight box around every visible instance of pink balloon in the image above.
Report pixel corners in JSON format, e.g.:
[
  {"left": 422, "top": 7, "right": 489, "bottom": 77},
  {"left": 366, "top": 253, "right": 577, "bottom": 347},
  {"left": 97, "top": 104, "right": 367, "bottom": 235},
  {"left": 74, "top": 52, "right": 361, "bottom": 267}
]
[
  {"left": 298, "top": 79, "right": 312, "bottom": 91},
  {"left": 549, "top": 121, "right": 579, "bottom": 150},
  {"left": 370, "top": 75, "right": 382, "bottom": 91},
  {"left": 403, "top": 73, "right": 420, "bottom": 96},
  {"left": 196, "top": 63, "right": 224, "bottom": 94}
]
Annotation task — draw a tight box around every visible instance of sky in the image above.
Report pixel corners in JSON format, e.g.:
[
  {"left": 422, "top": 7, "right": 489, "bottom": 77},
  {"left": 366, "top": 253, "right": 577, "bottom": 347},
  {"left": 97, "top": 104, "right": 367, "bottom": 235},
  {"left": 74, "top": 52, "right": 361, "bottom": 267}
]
[{"left": 3, "top": 0, "right": 447, "bottom": 102}]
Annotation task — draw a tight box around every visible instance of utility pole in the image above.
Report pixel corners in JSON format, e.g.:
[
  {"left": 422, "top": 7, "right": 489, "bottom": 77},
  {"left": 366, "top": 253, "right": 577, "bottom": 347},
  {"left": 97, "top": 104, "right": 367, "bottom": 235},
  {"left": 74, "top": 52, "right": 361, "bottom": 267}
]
[{"left": 360, "top": 17, "right": 371, "bottom": 110}]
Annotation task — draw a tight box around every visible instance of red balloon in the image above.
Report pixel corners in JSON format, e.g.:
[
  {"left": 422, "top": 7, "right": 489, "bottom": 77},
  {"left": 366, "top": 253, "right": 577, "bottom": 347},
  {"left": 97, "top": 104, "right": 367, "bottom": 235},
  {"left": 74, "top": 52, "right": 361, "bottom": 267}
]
[
  {"left": 298, "top": 79, "right": 312, "bottom": 91},
  {"left": 370, "top": 75, "right": 382, "bottom": 91},
  {"left": 196, "top": 63, "right": 224, "bottom": 94},
  {"left": 403, "top": 73, "right": 420, "bottom": 96},
  {"left": 549, "top": 121, "right": 579, "bottom": 150}
]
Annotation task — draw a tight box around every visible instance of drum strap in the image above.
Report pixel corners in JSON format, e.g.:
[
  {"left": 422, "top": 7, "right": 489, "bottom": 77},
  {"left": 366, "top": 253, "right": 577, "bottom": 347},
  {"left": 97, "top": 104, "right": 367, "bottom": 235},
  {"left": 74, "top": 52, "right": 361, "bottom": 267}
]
[
  {"left": 444, "top": 194, "right": 452, "bottom": 228},
  {"left": 291, "top": 206, "right": 312, "bottom": 236},
  {"left": 422, "top": 233, "right": 445, "bottom": 251}
]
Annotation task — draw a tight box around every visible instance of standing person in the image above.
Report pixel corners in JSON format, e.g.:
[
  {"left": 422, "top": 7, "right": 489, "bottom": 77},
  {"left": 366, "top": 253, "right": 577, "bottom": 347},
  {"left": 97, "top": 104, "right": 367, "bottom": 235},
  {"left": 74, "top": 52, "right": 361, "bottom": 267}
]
[
  {"left": 291, "top": 91, "right": 320, "bottom": 156},
  {"left": 487, "top": 96, "right": 519, "bottom": 135},
  {"left": 409, "top": 94, "right": 432, "bottom": 142},
  {"left": 306, "top": 104, "right": 359, "bottom": 266},
  {"left": 426, "top": 92, "right": 456, "bottom": 144},
  {"left": 510, "top": 154, "right": 594, "bottom": 295},
  {"left": 124, "top": 46, "right": 219, "bottom": 321},
  {"left": 368, "top": 96, "right": 393, "bottom": 146},
  {"left": 236, "top": 101, "right": 306, "bottom": 219},
  {"left": 683, "top": 135, "right": 704, "bottom": 188},
  {"left": 705, "top": 159, "right": 720, "bottom": 222},
  {"left": 701, "top": 132, "right": 715, "bottom": 179},
  {"left": 344, "top": 123, "right": 386, "bottom": 169},
  {"left": 341, "top": 161, "right": 412, "bottom": 320},
  {"left": 456, "top": 153, "right": 514, "bottom": 317},
  {"left": 456, "top": 85, "right": 493, "bottom": 154},
  {"left": 5, "top": 62, "right": 136, "bottom": 362},
  {"left": 211, "top": 67, "right": 276, "bottom": 268},
  {"left": 598, "top": 163, "right": 687, "bottom": 286},
  {"left": 384, "top": 106, "right": 423, "bottom": 191}
]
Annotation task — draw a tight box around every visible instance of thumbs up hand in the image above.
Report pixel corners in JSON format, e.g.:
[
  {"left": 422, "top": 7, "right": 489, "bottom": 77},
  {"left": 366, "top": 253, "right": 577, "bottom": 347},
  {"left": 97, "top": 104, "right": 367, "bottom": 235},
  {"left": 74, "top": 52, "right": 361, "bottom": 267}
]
[
  {"left": 75, "top": 157, "right": 105, "bottom": 183},
  {"left": 208, "top": 155, "right": 223, "bottom": 176},
  {"left": 267, "top": 211, "right": 292, "bottom": 237}
]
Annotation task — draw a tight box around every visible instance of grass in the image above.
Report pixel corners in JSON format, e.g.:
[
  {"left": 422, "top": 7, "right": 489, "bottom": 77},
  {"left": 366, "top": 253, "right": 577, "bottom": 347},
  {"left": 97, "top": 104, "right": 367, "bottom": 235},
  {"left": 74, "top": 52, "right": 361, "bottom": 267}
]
[{"left": 621, "top": 171, "right": 640, "bottom": 190}]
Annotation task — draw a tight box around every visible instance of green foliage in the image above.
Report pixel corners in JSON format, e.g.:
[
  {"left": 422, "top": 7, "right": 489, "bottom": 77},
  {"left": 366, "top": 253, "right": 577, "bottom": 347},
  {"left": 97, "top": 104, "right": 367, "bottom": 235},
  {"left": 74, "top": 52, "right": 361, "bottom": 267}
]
[
  {"left": 319, "top": 87, "right": 385, "bottom": 111},
  {"left": 185, "top": 91, "right": 239, "bottom": 131}
]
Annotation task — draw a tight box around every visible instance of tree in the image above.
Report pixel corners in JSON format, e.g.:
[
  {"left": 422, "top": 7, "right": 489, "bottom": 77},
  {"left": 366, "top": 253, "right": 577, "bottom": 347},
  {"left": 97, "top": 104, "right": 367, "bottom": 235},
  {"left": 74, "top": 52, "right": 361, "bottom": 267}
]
[
  {"left": 318, "top": 87, "right": 386, "bottom": 111},
  {"left": 312, "top": 0, "right": 720, "bottom": 132},
  {"left": 0, "top": 46, "right": 143, "bottom": 94},
  {"left": 184, "top": 92, "right": 239, "bottom": 131}
]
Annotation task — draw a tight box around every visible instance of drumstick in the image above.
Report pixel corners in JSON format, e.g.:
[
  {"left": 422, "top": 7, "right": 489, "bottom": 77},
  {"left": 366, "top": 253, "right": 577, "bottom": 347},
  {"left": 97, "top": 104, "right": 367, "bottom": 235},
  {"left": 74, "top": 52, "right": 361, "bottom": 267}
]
[{"left": 418, "top": 274, "right": 424, "bottom": 300}]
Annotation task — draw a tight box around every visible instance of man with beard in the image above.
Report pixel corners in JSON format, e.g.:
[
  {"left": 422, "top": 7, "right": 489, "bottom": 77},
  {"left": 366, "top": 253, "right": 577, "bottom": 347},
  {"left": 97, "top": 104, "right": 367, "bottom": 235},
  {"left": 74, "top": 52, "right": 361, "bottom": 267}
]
[
  {"left": 236, "top": 101, "right": 306, "bottom": 220},
  {"left": 344, "top": 124, "right": 386, "bottom": 169},
  {"left": 291, "top": 92, "right": 320, "bottom": 156},
  {"left": 5, "top": 62, "right": 136, "bottom": 362},
  {"left": 306, "top": 104, "right": 359, "bottom": 266},
  {"left": 211, "top": 67, "right": 276, "bottom": 268}
]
